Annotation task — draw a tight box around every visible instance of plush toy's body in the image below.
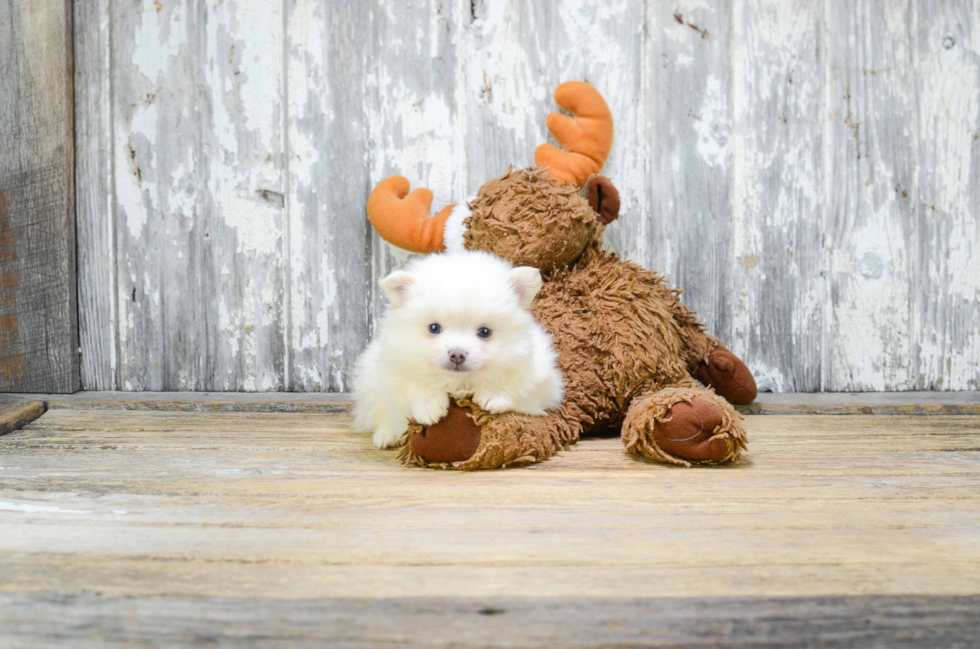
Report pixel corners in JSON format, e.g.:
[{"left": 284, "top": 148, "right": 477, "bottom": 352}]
[{"left": 367, "top": 82, "right": 758, "bottom": 469}]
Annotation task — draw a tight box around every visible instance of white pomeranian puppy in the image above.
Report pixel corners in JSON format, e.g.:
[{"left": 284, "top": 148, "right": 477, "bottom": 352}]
[{"left": 352, "top": 251, "right": 564, "bottom": 449}]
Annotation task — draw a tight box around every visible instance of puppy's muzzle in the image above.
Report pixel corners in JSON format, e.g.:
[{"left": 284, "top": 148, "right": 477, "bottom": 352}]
[{"left": 447, "top": 348, "right": 468, "bottom": 371}]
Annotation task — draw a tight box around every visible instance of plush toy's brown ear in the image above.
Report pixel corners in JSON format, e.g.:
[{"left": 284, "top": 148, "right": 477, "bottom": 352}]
[{"left": 585, "top": 175, "right": 620, "bottom": 225}]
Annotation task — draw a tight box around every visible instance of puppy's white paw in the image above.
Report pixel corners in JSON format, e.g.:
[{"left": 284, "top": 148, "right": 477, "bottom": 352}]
[
  {"left": 411, "top": 393, "right": 450, "bottom": 426},
  {"left": 373, "top": 425, "right": 404, "bottom": 449},
  {"left": 474, "top": 391, "right": 515, "bottom": 414}
]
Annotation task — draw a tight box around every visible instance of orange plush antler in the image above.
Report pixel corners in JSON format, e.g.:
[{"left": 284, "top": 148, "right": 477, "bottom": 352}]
[
  {"left": 367, "top": 176, "right": 456, "bottom": 254},
  {"left": 534, "top": 81, "right": 614, "bottom": 187}
]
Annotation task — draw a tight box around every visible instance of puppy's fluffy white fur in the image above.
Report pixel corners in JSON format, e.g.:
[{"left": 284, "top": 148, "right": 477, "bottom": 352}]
[{"left": 352, "top": 251, "right": 563, "bottom": 449}]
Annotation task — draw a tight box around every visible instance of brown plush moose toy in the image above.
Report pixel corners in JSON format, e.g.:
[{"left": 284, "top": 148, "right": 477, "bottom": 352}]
[{"left": 366, "top": 81, "right": 757, "bottom": 469}]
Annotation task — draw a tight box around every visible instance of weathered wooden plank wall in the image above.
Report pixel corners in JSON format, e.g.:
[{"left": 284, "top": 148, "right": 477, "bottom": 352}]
[
  {"left": 75, "top": 0, "right": 980, "bottom": 393},
  {"left": 0, "top": 0, "right": 79, "bottom": 393}
]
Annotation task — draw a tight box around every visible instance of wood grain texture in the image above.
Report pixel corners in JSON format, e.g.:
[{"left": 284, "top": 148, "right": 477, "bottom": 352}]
[
  {"left": 0, "top": 398, "right": 44, "bottom": 435},
  {"left": 731, "top": 0, "right": 824, "bottom": 392},
  {"left": 641, "top": 1, "right": 733, "bottom": 348},
  {"left": 110, "top": 0, "right": 201, "bottom": 390},
  {"left": 72, "top": 0, "right": 980, "bottom": 392},
  {"left": 0, "top": 409, "right": 978, "bottom": 644},
  {"left": 109, "top": 0, "right": 286, "bottom": 391},
  {"left": 74, "top": 0, "right": 116, "bottom": 390},
  {"left": 285, "top": 1, "right": 372, "bottom": 392},
  {"left": 2, "top": 593, "right": 978, "bottom": 648},
  {"left": 914, "top": 0, "right": 980, "bottom": 391},
  {"left": 0, "top": 0, "right": 78, "bottom": 393},
  {"left": 40, "top": 390, "right": 352, "bottom": 413},
  {"left": 199, "top": 0, "right": 287, "bottom": 392},
  {"left": 825, "top": 0, "right": 917, "bottom": 391}
]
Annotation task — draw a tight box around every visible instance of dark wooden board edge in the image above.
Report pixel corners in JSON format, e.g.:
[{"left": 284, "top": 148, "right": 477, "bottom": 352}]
[
  {"left": 737, "top": 402, "right": 980, "bottom": 416},
  {"left": 0, "top": 398, "right": 45, "bottom": 435},
  {"left": 0, "top": 593, "right": 977, "bottom": 648}
]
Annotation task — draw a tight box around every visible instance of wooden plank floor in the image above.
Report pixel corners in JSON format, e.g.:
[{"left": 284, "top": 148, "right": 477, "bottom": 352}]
[{"left": 1, "top": 406, "right": 979, "bottom": 647}]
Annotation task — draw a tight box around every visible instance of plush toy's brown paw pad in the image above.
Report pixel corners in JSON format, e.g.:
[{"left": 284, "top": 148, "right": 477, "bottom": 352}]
[
  {"left": 410, "top": 404, "right": 482, "bottom": 464},
  {"left": 653, "top": 399, "right": 731, "bottom": 462},
  {"left": 696, "top": 345, "right": 758, "bottom": 405}
]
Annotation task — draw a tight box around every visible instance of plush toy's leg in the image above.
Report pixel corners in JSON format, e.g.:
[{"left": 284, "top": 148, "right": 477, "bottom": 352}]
[
  {"left": 679, "top": 323, "right": 757, "bottom": 405},
  {"left": 670, "top": 298, "right": 758, "bottom": 405},
  {"left": 399, "top": 398, "right": 581, "bottom": 470},
  {"left": 621, "top": 382, "right": 747, "bottom": 466},
  {"left": 695, "top": 345, "right": 758, "bottom": 405}
]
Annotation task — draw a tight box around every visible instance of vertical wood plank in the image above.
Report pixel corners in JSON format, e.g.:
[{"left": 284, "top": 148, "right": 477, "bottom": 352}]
[
  {"left": 461, "top": 0, "right": 646, "bottom": 256},
  {"left": 75, "top": 0, "right": 116, "bottom": 390},
  {"left": 286, "top": 1, "right": 372, "bottom": 391},
  {"left": 730, "top": 0, "right": 824, "bottom": 391},
  {"left": 112, "top": 0, "right": 285, "bottom": 390},
  {"left": 366, "top": 0, "right": 463, "bottom": 335},
  {"left": 914, "top": 0, "right": 980, "bottom": 390},
  {"left": 111, "top": 0, "right": 199, "bottom": 390},
  {"left": 824, "top": 0, "right": 917, "bottom": 390},
  {"left": 201, "top": 0, "right": 286, "bottom": 391},
  {"left": 642, "top": 0, "right": 734, "bottom": 347},
  {"left": 0, "top": 0, "right": 79, "bottom": 393}
]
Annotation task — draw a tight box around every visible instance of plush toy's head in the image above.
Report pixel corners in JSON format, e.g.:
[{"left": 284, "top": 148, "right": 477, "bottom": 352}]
[
  {"left": 367, "top": 82, "right": 619, "bottom": 273},
  {"left": 463, "top": 167, "right": 599, "bottom": 273}
]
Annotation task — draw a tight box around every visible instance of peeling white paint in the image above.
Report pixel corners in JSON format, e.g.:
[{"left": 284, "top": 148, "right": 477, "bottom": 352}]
[
  {"left": 915, "top": 8, "right": 980, "bottom": 390},
  {"left": 132, "top": 4, "right": 187, "bottom": 82},
  {"left": 820, "top": 0, "right": 917, "bottom": 391},
  {"left": 0, "top": 502, "right": 94, "bottom": 515},
  {"left": 79, "top": 0, "right": 980, "bottom": 393},
  {"left": 464, "top": 0, "right": 549, "bottom": 171},
  {"left": 694, "top": 75, "right": 730, "bottom": 168},
  {"left": 731, "top": 0, "right": 823, "bottom": 390}
]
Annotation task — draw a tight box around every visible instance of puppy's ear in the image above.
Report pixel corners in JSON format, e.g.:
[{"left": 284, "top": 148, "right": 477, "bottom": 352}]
[
  {"left": 508, "top": 267, "right": 543, "bottom": 309},
  {"left": 379, "top": 271, "right": 414, "bottom": 307}
]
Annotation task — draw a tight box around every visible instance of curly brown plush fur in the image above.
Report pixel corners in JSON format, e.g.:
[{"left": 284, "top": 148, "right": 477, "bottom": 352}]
[
  {"left": 401, "top": 399, "right": 580, "bottom": 469},
  {"left": 367, "top": 82, "right": 756, "bottom": 470},
  {"left": 622, "top": 381, "right": 746, "bottom": 466},
  {"left": 400, "top": 168, "right": 753, "bottom": 470},
  {"left": 465, "top": 168, "right": 597, "bottom": 273}
]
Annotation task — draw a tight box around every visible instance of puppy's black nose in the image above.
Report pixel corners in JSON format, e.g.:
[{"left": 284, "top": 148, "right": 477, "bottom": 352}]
[{"left": 448, "top": 348, "right": 467, "bottom": 366}]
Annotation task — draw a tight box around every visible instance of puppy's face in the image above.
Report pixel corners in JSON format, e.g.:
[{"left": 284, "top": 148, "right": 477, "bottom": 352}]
[{"left": 379, "top": 254, "right": 542, "bottom": 385}]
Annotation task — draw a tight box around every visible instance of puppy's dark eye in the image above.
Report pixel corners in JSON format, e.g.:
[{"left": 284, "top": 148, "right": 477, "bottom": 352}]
[
  {"left": 428, "top": 323, "right": 442, "bottom": 334},
  {"left": 477, "top": 327, "right": 492, "bottom": 339}
]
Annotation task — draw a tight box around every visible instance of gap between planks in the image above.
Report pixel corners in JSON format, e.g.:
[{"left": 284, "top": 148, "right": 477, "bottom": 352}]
[{"left": 4, "top": 390, "right": 980, "bottom": 415}]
